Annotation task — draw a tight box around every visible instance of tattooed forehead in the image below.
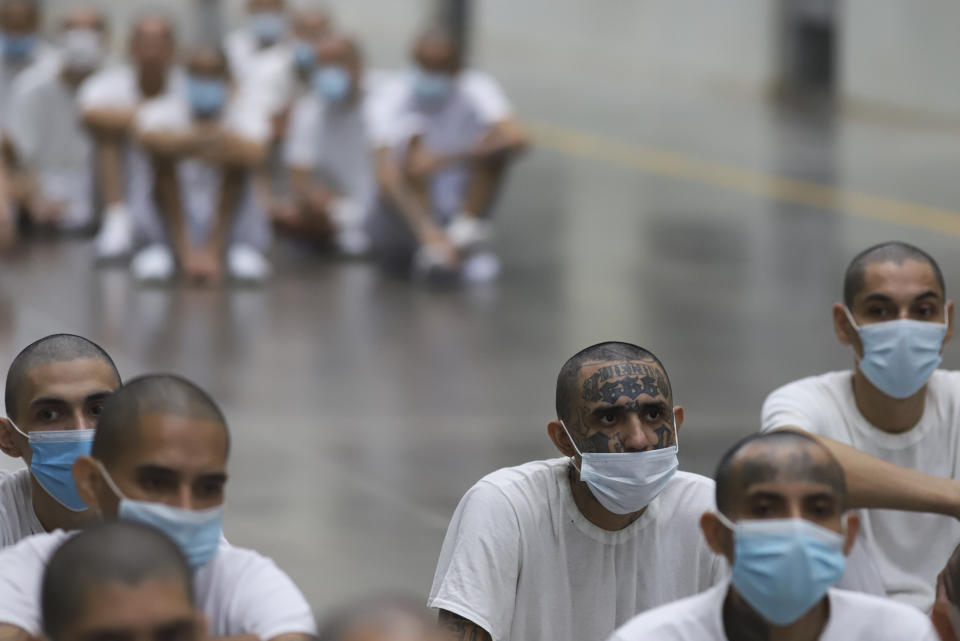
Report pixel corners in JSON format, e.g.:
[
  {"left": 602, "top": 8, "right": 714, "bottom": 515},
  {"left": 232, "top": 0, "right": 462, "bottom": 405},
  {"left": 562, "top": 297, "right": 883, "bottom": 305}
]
[{"left": 578, "top": 360, "right": 671, "bottom": 405}]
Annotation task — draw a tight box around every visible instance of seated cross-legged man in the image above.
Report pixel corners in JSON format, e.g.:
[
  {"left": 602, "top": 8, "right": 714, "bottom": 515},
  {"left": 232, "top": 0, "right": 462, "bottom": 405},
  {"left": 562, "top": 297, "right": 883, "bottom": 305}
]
[
  {"left": 429, "top": 341, "right": 724, "bottom": 641},
  {"left": 762, "top": 241, "right": 960, "bottom": 611},
  {"left": 0, "top": 334, "right": 121, "bottom": 547},
  {"left": 41, "top": 521, "right": 205, "bottom": 641},
  {"left": 134, "top": 45, "right": 272, "bottom": 284},
  {"left": 0, "top": 374, "right": 317, "bottom": 641},
  {"left": 608, "top": 431, "right": 939, "bottom": 641}
]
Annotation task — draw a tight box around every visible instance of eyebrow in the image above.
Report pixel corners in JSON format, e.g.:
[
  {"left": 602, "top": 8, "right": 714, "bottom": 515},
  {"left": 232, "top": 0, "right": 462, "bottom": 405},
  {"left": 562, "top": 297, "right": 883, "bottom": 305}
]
[
  {"left": 862, "top": 290, "right": 941, "bottom": 303},
  {"left": 29, "top": 389, "right": 115, "bottom": 408},
  {"left": 589, "top": 401, "right": 669, "bottom": 415}
]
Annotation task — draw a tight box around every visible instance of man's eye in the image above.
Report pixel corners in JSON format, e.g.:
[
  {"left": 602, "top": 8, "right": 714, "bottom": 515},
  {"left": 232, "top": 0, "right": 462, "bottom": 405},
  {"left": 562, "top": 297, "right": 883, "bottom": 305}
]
[
  {"left": 196, "top": 482, "right": 224, "bottom": 499},
  {"left": 599, "top": 413, "right": 617, "bottom": 426},
  {"left": 89, "top": 403, "right": 104, "bottom": 417},
  {"left": 915, "top": 306, "right": 934, "bottom": 318},
  {"left": 643, "top": 409, "right": 664, "bottom": 422},
  {"left": 36, "top": 409, "right": 60, "bottom": 423},
  {"left": 140, "top": 477, "right": 173, "bottom": 492},
  {"left": 867, "top": 307, "right": 890, "bottom": 318}
]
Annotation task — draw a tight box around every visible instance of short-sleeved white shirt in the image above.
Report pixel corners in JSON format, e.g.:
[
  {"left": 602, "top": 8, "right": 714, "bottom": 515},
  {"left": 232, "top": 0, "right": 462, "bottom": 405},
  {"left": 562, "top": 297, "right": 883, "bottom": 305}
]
[
  {"left": 224, "top": 30, "right": 294, "bottom": 117},
  {"left": 134, "top": 92, "right": 269, "bottom": 247},
  {"left": 0, "top": 529, "right": 317, "bottom": 639},
  {"left": 428, "top": 458, "right": 725, "bottom": 641},
  {"left": 371, "top": 70, "right": 512, "bottom": 217},
  {"left": 762, "top": 369, "right": 960, "bottom": 612},
  {"left": 0, "top": 43, "right": 59, "bottom": 125},
  {"left": 6, "top": 60, "right": 95, "bottom": 229},
  {"left": 0, "top": 469, "right": 43, "bottom": 548},
  {"left": 607, "top": 581, "right": 939, "bottom": 641}
]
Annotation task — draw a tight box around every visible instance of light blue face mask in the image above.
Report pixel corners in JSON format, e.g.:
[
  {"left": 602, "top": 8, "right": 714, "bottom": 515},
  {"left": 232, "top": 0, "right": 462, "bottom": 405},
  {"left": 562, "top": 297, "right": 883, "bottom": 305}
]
[
  {"left": 98, "top": 461, "right": 224, "bottom": 569},
  {"left": 313, "top": 65, "right": 351, "bottom": 104},
  {"left": 717, "top": 513, "right": 847, "bottom": 626},
  {"left": 188, "top": 77, "right": 228, "bottom": 119},
  {"left": 250, "top": 11, "right": 287, "bottom": 45},
  {"left": 844, "top": 307, "right": 948, "bottom": 399},
  {"left": 412, "top": 67, "right": 453, "bottom": 105},
  {"left": 559, "top": 414, "right": 679, "bottom": 515},
  {"left": 293, "top": 39, "right": 315, "bottom": 75},
  {"left": 0, "top": 33, "right": 36, "bottom": 63},
  {"left": 11, "top": 421, "right": 94, "bottom": 511}
]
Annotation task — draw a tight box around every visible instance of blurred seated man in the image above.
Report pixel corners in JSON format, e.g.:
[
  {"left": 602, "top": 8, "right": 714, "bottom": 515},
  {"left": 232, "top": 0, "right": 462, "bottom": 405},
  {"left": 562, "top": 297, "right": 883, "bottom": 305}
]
[
  {"left": 762, "top": 241, "right": 960, "bottom": 611},
  {"left": 41, "top": 521, "right": 205, "bottom": 641},
  {"left": 430, "top": 342, "right": 724, "bottom": 641},
  {"left": 78, "top": 12, "right": 185, "bottom": 260},
  {"left": 371, "top": 27, "right": 528, "bottom": 282},
  {"left": 289, "top": 7, "right": 332, "bottom": 91},
  {"left": 935, "top": 546, "right": 960, "bottom": 640},
  {"left": 318, "top": 595, "right": 441, "bottom": 641},
  {"left": 276, "top": 34, "right": 376, "bottom": 256},
  {"left": 0, "top": 334, "right": 121, "bottom": 547},
  {"left": 0, "top": 374, "right": 317, "bottom": 641},
  {"left": 133, "top": 45, "right": 271, "bottom": 284},
  {"left": 0, "top": 0, "right": 59, "bottom": 250},
  {"left": 3, "top": 7, "right": 107, "bottom": 235},
  {"left": 608, "top": 431, "right": 939, "bottom": 641}
]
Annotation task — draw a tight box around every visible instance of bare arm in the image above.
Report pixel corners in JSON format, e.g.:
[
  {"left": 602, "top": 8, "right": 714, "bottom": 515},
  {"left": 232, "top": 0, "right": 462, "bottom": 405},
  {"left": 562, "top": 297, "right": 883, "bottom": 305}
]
[
  {"left": 779, "top": 427, "right": 960, "bottom": 516},
  {"left": 0, "top": 623, "right": 29, "bottom": 641},
  {"left": 82, "top": 108, "right": 137, "bottom": 136},
  {"left": 437, "top": 611, "right": 491, "bottom": 641},
  {"left": 375, "top": 145, "right": 445, "bottom": 246},
  {"left": 207, "top": 166, "right": 246, "bottom": 255}
]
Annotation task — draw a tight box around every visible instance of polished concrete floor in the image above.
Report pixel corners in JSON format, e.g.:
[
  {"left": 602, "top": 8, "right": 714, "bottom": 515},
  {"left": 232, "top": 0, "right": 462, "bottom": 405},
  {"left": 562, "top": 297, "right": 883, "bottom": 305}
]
[{"left": 5, "top": 0, "right": 960, "bottom": 616}]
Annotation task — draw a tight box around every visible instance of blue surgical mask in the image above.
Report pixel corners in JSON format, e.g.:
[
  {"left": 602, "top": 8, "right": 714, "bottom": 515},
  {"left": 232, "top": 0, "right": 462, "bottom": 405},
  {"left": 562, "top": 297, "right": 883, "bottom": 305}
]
[
  {"left": 1, "top": 33, "right": 36, "bottom": 63},
  {"left": 412, "top": 67, "right": 453, "bottom": 105},
  {"left": 188, "top": 77, "right": 228, "bottom": 119},
  {"left": 559, "top": 415, "right": 679, "bottom": 515},
  {"left": 250, "top": 11, "right": 287, "bottom": 45},
  {"left": 844, "top": 307, "right": 948, "bottom": 399},
  {"left": 293, "top": 40, "right": 315, "bottom": 75},
  {"left": 98, "top": 461, "right": 224, "bottom": 569},
  {"left": 313, "top": 65, "right": 351, "bottom": 104},
  {"left": 11, "top": 421, "right": 94, "bottom": 511},
  {"left": 717, "top": 512, "right": 847, "bottom": 626}
]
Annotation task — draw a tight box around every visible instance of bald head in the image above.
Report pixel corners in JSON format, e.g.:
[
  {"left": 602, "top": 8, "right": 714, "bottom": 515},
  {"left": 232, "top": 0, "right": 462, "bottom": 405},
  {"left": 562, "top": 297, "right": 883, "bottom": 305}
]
[
  {"left": 843, "top": 241, "right": 944, "bottom": 308},
  {"left": 62, "top": 5, "right": 105, "bottom": 32},
  {"left": 412, "top": 27, "right": 460, "bottom": 73},
  {"left": 292, "top": 8, "right": 332, "bottom": 41},
  {"left": 316, "top": 33, "right": 361, "bottom": 67},
  {"left": 715, "top": 431, "right": 847, "bottom": 516},
  {"left": 42, "top": 521, "right": 193, "bottom": 641},
  {"left": 5, "top": 334, "right": 119, "bottom": 422},
  {"left": 91, "top": 374, "right": 228, "bottom": 468},
  {"left": 0, "top": 0, "right": 38, "bottom": 33},
  {"left": 318, "top": 594, "right": 437, "bottom": 641}
]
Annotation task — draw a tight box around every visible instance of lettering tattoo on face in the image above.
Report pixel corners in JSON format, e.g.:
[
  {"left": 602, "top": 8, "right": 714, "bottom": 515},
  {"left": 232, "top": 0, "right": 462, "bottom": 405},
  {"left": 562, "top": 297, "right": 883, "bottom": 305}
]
[
  {"left": 587, "top": 430, "right": 625, "bottom": 453},
  {"left": 653, "top": 423, "right": 674, "bottom": 448}
]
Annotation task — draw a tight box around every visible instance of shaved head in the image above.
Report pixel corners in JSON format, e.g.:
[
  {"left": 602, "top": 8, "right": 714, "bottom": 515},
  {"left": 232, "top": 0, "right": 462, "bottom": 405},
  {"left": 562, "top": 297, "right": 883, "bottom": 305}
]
[
  {"left": 5, "top": 335, "right": 119, "bottom": 422},
  {"left": 412, "top": 26, "right": 460, "bottom": 73},
  {"left": 317, "top": 33, "right": 361, "bottom": 65},
  {"left": 715, "top": 431, "right": 847, "bottom": 515},
  {"left": 318, "top": 594, "right": 435, "bottom": 641},
  {"left": 42, "top": 521, "right": 192, "bottom": 641},
  {"left": 91, "top": 374, "right": 228, "bottom": 468},
  {"left": 555, "top": 342, "right": 672, "bottom": 423},
  {"left": 843, "top": 241, "right": 944, "bottom": 308}
]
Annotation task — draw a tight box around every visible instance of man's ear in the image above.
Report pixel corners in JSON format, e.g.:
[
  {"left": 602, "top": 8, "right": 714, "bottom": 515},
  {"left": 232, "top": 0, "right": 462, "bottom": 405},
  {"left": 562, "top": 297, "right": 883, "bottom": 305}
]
[
  {"left": 547, "top": 420, "right": 577, "bottom": 459},
  {"left": 73, "top": 455, "right": 105, "bottom": 514},
  {"left": 0, "top": 418, "right": 24, "bottom": 459},
  {"left": 944, "top": 300, "right": 954, "bottom": 347},
  {"left": 842, "top": 511, "right": 861, "bottom": 556},
  {"left": 700, "top": 512, "right": 733, "bottom": 562},
  {"left": 673, "top": 406, "right": 685, "bottom": 432},
  {"left": 832, "top": 302, "right": 860, "bottom": 349}
]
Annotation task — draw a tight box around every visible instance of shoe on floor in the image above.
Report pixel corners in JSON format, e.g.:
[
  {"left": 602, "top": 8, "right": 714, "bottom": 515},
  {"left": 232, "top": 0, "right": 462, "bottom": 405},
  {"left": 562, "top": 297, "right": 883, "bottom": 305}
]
[
  {"left": 228, "top": 244, "right": 271, "bottom": 283},
  {"left": 95, "top": 203, "right": 134, "bottom": 260},
  {"left": 447, "top": 213, "right": 492, "bottom": 253},
  {"left": 131, "top": 244, "right": 175, "bottom": 283},
  {"left": 461, "top": 251, "right": 501, "bottom": 284}
]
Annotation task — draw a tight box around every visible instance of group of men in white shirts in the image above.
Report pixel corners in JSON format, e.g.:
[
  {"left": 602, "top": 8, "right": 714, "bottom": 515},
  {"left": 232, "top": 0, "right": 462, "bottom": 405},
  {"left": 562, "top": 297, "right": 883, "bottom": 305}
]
[
  {"left": 0, "top": 0, "right": 529, "bottom": 285},
  {"left": 5, "top": 240, "right": 960, "bottom": 641}
]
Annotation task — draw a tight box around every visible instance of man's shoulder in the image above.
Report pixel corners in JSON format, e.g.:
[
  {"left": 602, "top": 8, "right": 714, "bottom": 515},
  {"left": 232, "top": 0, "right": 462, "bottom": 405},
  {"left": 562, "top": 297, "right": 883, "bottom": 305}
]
[
  {"left": 929, "top": 369, "right": 960, "bottom": 398},
  {"left": 767, "top": 371, "right": 852, "bottom": 399},
  {"left": 610, "top": 583, "right": 723, "bottom": 640},
  {"left": 0, "top": 467, "right": 30, "bottom": 500},
  {"left": 664, "top": 471, "right": 715, "bottom": 499},
  {"left": 9, "top": 59, "right": 59, "bottom": 100},
  {"left": 477, "top": 458, "right": 567, "bottom": 492},
  {"left": 0, "top": 529, "right": 70, "bottom": 566},
  {"left": 827, "top": 588, "right": 935, "bottom": 633}
]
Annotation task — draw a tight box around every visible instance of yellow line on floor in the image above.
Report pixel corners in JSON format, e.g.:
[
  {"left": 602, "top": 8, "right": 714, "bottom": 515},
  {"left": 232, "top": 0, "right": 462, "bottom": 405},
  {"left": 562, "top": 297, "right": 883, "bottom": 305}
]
[{"left": 532, "top": 122, "right": 960, "bottom": 237}]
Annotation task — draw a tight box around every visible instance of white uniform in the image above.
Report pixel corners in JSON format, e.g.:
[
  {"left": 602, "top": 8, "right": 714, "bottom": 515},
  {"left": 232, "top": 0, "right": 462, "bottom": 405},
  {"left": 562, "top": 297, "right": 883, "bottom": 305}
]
[
  {"left": 0, "top": 43, "right": 59, "bottom": 125},
  {"left": 0, "top": 469, "right": 42, "bottom": 548},
  {"left": 607, "top": 581, "right": 939, "bottom": 641},
  {"left": 0, "top": 529, "right": 317, "bottom": 639},
  {"left": 224, "top": 30, "right": 294, "bottom": 118},
  {"left": 134, "top": 92, "right": 272, "bottom": 250},
  {"left": 428, "top": 458, "right": 725, "bottom": 641},
  {"left": 368, "top": 70, "right": 511, "bottom": 256},
  {"left": 6, "top": 60, "right": 95, "bottom": 229},
  {"left": 762, "top": 369, "right": 960, "bottom": 612},
  {"left": 77, "top": 64, "right": 187, "bottom": 241}
]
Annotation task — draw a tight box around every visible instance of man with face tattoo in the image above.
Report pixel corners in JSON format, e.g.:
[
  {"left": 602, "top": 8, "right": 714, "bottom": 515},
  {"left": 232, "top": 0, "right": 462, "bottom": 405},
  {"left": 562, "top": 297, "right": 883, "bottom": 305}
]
[{"left": 428, "top": 342, "right": 725, "bottom": 641}]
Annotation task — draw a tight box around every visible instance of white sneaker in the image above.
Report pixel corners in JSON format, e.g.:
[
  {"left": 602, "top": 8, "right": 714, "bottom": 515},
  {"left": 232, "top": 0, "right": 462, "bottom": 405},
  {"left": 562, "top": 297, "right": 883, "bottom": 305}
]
[
  {"left": 447, "top": 213, "right": 492, "bottom": 253},
  {"left": 227, "top": 244, "right": 271, "bottom": 283},
  {"left": 413, "top": 244, "right": 458, "bottom": 283},
  {"left": 462, "top": 251, "right": 501, "bottom": 284},
  {"left": 95, "top": 203, "right": 134, "bottom": 259},
  {"left": 331, "top": 198, "right": 370, "bottom": 256},
  {"left": 131, "top": 244, "right": 175, "bottom": 283}
]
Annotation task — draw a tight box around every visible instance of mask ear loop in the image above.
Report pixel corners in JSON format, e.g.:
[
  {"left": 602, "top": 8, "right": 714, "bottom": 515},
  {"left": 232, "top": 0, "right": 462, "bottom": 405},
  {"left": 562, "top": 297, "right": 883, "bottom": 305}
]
[
  {"left": 715, "top": 511, "right": 737, "bottom": 532},
  {"left": 558, "top": 420, "right": 584, "bottom": 472},
  {"left": 8, "top": 419, "right": 29, "bottom": 441},
  {"left": 95, "top": 460, "right": 127, "bottom": 501}
]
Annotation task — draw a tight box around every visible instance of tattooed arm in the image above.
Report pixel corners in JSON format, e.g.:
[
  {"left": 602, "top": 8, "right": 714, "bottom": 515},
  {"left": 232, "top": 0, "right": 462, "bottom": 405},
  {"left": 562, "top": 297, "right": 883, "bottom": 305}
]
[{"left": 438, "top": 611, "right": 492, "bottom": 641}]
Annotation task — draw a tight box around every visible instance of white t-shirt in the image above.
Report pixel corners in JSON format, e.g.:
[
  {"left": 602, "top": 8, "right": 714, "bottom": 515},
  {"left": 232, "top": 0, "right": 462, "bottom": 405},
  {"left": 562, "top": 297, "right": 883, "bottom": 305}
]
[
  {"left": 134, "top": 92, "right": 270, "bottom": 248},
  {"left": 0, "top": 529, "right": 317, "bottom": 639},
  {"left": 0, "top": 43, "right": 59, "bottom": 125},
  {"left": 77, "top": 65, "right": 187, "bottom": 231},
  {"left": 371, "top": 70, "right": 511, "bottom": 218},
  {"left": 283, "top": 85, "right": 381, "bottom": 219},
  {"left": 224, "top": 30, "right": 294, "bottom": 117},
  {"left": 0, "top": 469, "right": 43, "bottom": 548},
  {"left": 428, "top": 458, "right": 725, "bottom": 641},
  {"left": 6, "top": 60, "right": 95, "bottom": 229},
  {"left": 607, "top": 581, "right": 939, "bottom": 641},
  {"left": 762, "top": 369, "right": 960, "bottom": 612}
]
